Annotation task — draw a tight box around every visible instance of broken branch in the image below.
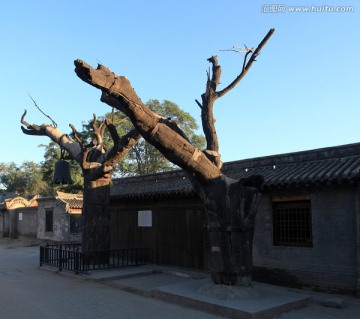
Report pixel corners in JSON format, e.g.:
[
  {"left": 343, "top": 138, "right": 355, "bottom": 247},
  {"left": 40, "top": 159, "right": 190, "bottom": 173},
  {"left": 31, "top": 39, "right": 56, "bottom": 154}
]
[
  {"left": 217, "top": 28, "right": 275, "bottom": 98},
  {"left": 27, "top": 93, "right": 58, "bottom": 127}
]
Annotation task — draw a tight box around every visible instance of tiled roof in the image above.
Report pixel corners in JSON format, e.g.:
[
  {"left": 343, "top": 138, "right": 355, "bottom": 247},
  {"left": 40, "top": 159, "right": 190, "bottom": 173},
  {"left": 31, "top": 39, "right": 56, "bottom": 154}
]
[
  {"left": 224, "top": 144, "right": 360, "bottom": 188},
  {"left": 56, "top": 192, "right": 83, "bottom": 212},
  {"left": 111, "top": 142, "right": 360, "bottom": 200},
  {"left": 35, "top": 193, "right": 83, "bottom": 214},
  {"left": 111, "top": 170, "right": 194, "bottom": 200},
  {"left": 61, "top": 197, "right": 83, "bottom": 210}
]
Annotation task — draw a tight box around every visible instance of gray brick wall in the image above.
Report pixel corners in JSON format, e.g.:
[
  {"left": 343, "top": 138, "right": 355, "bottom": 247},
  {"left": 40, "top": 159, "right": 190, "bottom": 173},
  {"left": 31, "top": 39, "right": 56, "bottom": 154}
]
[{"left": 253, "top": 185, "right": 358, "bottom": 293}]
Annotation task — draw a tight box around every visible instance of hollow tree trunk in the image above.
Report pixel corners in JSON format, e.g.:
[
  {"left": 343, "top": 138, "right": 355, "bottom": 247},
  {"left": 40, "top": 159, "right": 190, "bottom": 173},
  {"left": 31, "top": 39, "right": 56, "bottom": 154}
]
[{"left": 192, "top": 175, "right": 262, "bottom": 286}]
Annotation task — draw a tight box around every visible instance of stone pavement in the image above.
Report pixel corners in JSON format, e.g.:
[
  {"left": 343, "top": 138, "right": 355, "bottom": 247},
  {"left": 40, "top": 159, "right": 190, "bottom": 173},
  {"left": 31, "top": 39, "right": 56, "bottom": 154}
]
[
  {"left": 88, "top": 267, "right": 311, "bottom": 318},
  {"left": 1, "top": 239, "right": 360, "bottom": 319}
]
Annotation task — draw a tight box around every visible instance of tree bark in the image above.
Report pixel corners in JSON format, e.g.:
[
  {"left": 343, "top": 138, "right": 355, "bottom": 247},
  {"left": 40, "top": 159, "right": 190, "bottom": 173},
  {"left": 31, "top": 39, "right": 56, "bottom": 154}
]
[
  {"left": 191, "top": 175, "right": 263, "bottom": 285},
  {"left": 75, "top": 61, "right": 222, "bottom": 182},
  {"left": 82, "top": 176, "right": 111, "bottom": 252}
]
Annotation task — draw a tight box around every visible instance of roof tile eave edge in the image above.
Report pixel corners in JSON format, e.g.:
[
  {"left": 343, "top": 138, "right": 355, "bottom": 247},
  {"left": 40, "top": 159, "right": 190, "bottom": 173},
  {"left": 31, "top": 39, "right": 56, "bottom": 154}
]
[
  {"left": 224, "top": 142, "right": 360, "bottom": 171},
  {"left": 112, "top": 169, "right": 187, "bottom": 185},
  {"left": 110, "top": 189, "right": 197, "bottom": 201},
  {"left": 265, "top": 175, "right": 358, "bottom": 189}
]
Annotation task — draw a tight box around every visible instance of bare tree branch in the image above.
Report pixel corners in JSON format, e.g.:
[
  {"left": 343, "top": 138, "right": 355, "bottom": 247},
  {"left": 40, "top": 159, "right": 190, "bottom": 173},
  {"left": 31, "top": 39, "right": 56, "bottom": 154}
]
[
  {"left": 20, "top": 111, "right": 82, "bottom": 160},
  {"left": 82, "top": 147, "right": 93, "bottom": 170},
  {"left": 104, "top": 118, "right": 120, "bottom": 145},
  {"left": 104, "top": 126, "right": 141, "bottom": 168},
  {"left": 21, "top": 109, "right": 48, "bottom": 136},
  {"left": 21, "top": 109, "right": 31, "bottom": 127},
  {"left": 91, "top": 114, "right": 102, "bottom": 145},
  {"left": 195, "top": 99, "right": 203, "bottom": 109},
  {"left": 242, "top": 50, "right": 252, "bottom": 73},
  {"left": 27, "top": 93, "right": 58, "bottom": 127},
  {"left": 197, "top": 28, "right": 275, "bottom": 169},
  {"left": 69, "top": 124, "right": 83, "bottom": 145},
  {"left": 198, "top": 55, "right": 221, "bottom": 162},
  {"left": 217, "top": 28, "right": 275, "bottom": 98}
]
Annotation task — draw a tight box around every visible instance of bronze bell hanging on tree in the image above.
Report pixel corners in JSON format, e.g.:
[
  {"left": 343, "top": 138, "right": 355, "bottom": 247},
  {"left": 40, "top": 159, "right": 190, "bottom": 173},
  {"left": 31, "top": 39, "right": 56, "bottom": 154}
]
[{"left": 53, "top": 148, "right": 73, "bottom": 184}]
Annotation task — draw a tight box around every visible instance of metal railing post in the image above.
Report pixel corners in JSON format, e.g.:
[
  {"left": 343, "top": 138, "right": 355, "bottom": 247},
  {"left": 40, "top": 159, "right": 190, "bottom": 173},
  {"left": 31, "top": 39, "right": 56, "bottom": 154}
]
[
  {"left": 40, "top": 246, "right": 43, "bottom": 267},
  {"left": 59, "top": 245, "right": 63, "bottom": 272},
  {"left": 75, "top": 249, "right": 80, "bottom": 275}
]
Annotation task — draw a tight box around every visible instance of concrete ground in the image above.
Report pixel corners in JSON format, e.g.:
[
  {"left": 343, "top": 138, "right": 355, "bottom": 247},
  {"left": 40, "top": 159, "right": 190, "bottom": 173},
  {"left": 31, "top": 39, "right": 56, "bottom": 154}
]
[{"left": 1, "top": 238, "right": 360, "bottom": 319}]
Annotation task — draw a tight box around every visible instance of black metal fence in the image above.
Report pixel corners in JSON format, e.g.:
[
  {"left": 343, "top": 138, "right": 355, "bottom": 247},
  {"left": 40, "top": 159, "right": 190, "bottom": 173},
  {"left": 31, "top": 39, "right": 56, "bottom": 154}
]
[{"left": 40, "top": 244, "right": 152, "bottom": 274}]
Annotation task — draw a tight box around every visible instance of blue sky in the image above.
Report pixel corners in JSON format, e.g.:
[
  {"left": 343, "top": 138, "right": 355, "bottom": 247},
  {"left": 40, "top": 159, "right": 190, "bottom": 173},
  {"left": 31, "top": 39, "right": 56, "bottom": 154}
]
[{"left": 1, "top": 0, "right": 359, "bottom": 166}]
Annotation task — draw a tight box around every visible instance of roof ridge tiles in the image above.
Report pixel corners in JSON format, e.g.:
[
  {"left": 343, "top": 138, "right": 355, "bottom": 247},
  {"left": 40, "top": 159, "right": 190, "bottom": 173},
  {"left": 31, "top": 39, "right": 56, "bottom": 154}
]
[{"left": 223, "top": 142, "right": 360, "bottom": 171}]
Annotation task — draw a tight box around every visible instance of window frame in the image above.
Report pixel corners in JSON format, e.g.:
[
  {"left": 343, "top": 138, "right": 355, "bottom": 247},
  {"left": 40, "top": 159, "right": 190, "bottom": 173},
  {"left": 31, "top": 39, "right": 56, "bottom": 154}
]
[
  {"left": 45, "top": 208, "right": 54, "bottom": 233},
  {"left": 273, "top": 199, "right": 313, "bottom": 247},
  {"left": 69, "top": 214, "right": 82, "bottom": 234}
]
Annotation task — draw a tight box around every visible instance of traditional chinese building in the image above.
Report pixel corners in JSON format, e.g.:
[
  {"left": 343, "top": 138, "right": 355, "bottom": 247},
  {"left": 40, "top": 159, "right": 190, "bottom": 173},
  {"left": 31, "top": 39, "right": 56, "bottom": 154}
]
[
  {"left": 36, "top": 191, "right": 83, "bottom": 243},
  {"left": 0, "top": 194, "right": 39, "bottom": 239},
  {"left": 109, "top": 142, "right": 360, "bottom": 296},
  {"left": 0, "top": 191, "right": 83, "bottom": 243}
]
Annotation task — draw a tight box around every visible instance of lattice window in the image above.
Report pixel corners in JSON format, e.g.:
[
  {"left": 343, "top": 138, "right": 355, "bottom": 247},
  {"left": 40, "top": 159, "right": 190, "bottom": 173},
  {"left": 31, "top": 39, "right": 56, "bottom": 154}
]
[
  {"left": 45, "top": 208, "right": 53, "bottom": 232},
  {"left": 273, "top": 200, "right": 312, "bottom": 247}
]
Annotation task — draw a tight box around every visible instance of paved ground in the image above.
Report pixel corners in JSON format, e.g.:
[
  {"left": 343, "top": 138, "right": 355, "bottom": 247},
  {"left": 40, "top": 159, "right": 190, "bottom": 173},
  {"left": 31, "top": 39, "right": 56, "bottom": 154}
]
[
  {"left": 1, "top": 238, "right": 360, "bottom": 319},
  {"left": 0, "top": 239, "right": 223, "bottom": 319}
]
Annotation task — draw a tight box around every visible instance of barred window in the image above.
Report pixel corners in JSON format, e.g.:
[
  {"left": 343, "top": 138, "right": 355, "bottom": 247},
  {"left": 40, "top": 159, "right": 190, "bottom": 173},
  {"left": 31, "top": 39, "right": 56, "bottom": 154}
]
[
  {"left": 273, "top": 200, "right": 312, "bottom": 247},
  {"left": 45, "top": 209, "right": 53, "bottom": 232}
]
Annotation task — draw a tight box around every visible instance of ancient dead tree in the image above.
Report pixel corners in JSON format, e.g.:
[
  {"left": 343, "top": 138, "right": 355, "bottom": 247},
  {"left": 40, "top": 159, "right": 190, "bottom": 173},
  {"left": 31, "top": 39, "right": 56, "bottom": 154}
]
[
  {"left": 75, "top": 28, "right": 275, "bottom": 285},
  {"left": 21, "top": 111, "right": 141, "bottom": 252}
]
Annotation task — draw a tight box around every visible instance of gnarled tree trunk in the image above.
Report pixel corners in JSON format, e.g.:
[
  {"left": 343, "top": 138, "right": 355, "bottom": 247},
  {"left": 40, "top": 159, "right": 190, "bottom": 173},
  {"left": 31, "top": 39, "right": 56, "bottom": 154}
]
[
  {"left": 74, "top": 28, "right": 274, "bottom": 285},
  {"left": 21, "top": 112, "right": 141, "bottom": 253},
  {"left": 191, "top": 175, "right": 263, "bottom": 285},
  {"left": 74, "top": 61, "right": 264, "bottom": 284},
  {"left": 82, "top": 175, "right": 111, "bottom": 252}
]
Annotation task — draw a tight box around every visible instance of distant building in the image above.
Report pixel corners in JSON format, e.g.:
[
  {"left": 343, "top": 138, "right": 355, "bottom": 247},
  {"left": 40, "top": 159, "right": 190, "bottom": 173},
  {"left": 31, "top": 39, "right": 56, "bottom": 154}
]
[
  {"left": 0, "top": 195, "right": 39, "bottom": 239},
  {"left": 109, "top": 142, "right": 360, "bottom": 296},
  {"left": 36, "top": 191, "right": 83, "bottom": 243},
  {"left": 0, "top": 191, "right": 83, "bottom": 243}
]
